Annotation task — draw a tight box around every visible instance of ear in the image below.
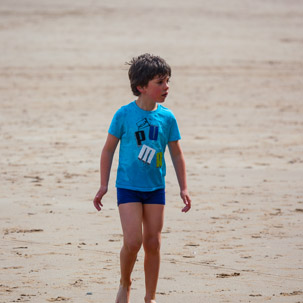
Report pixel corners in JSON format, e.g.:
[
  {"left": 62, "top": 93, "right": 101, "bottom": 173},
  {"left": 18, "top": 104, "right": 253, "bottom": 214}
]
[{"left": 137, "top": 85, "right": 146, "bottom": 94}]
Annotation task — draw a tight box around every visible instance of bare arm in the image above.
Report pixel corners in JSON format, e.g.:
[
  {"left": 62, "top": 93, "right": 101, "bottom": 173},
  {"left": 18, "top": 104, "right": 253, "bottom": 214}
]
[
  {"left": 93, "top": 133, "right": 119, "bottom": 211},
  {"left": 168, "top": 140, "right": 191, "bottom": 212}
]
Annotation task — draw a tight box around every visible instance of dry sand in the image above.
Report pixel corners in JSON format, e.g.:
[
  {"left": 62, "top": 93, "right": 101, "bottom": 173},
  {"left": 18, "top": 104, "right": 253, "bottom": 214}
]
[{"left": 1, "top": 0, "right": 303, "bottom": 302}]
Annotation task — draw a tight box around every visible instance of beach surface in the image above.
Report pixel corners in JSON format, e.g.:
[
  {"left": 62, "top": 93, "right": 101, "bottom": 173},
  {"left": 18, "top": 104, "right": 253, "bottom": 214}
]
[{"left": 1, "top": 0, "right": 303, "bottom": 302}]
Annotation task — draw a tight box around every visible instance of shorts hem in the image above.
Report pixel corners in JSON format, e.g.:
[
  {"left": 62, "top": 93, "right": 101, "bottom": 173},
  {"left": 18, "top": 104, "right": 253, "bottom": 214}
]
[{"left": 117, "top": 188, "right": 165, "bottom": 206}]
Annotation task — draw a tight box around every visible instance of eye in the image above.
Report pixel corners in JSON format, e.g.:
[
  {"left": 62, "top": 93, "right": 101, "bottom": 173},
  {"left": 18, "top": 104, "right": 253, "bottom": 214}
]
[{"left": 157, "top": 77, "right": 170, "bottom": 85}]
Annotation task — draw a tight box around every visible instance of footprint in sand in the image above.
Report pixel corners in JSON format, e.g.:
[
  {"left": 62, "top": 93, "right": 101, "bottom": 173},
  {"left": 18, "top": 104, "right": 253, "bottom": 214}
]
[
  {"left": 47, "top": 297, "right": 70, "bottom": 302},
  {"left": 216, "top": 272, "right": 240, "bottom": 278}
]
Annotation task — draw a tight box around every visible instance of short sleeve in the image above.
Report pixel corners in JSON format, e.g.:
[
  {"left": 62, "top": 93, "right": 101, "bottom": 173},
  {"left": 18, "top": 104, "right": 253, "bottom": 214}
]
[
  {"left": 168, "top": 114, "right": 181, "bottom": 142},
  {"left": 108, "top": 108, "right": 124, "bottom": 139}
]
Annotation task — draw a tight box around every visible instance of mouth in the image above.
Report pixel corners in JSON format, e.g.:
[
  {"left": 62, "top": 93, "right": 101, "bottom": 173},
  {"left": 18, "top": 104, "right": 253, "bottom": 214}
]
[{"left": 162, "top": 92, "right": 168, "bottom": 98}]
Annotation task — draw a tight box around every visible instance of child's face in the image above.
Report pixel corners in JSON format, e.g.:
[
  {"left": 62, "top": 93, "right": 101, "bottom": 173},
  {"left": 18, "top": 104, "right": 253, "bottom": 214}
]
[{"left": 140, "top": 75, "right": 170, "bottom": 103}]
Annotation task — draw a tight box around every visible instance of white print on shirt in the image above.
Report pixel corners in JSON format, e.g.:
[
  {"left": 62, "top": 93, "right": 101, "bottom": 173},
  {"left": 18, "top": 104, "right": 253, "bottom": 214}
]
[{"left": 138, "top": 144, "right": 156, "bottom": 165}]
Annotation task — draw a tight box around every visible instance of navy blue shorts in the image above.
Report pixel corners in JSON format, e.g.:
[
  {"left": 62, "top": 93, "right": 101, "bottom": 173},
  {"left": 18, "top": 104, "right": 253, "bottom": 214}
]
[{"left": 117, "top": 188, "right": 165, "bottom": 206}]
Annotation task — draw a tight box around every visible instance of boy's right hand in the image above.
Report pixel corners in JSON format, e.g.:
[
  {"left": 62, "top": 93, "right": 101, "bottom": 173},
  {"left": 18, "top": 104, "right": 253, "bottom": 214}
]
[{"left": 93, "top": 186, "right": 108, "bottom": 211}]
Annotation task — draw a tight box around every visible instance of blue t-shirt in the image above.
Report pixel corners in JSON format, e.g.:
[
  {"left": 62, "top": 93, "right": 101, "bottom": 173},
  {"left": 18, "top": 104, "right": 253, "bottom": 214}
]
[{"left": 109, "top": 101, "right": 181, "bottom": 191}]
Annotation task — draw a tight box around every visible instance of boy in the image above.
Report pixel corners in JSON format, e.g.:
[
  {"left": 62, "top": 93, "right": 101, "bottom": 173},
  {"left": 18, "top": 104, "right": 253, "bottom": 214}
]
[{"left": 93, "top": 53, "right": 191, "bottom": 303}]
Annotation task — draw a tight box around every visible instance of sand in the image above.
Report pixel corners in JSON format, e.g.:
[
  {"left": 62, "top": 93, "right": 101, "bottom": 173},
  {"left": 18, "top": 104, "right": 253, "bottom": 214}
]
[{"left": 1, "top": 0, "right": 303, "bottom": 302}]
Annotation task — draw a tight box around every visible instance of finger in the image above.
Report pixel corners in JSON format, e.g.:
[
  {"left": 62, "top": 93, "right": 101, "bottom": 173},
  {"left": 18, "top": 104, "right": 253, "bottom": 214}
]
[
  {"left": 94, "top": 201, "right": 101, "bottom": 211},
  {"left": 93, "top": 197, "right": 103, "bottom": 211},
  {"left": 182, "top": 205, "right": 190, "bottom": 212},
  {"left": 181, "top": 196, "right": 191, "bottom": 212}
]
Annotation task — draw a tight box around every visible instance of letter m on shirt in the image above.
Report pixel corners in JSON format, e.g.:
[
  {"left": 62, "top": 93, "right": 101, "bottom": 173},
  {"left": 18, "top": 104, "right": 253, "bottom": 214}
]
[{"left": 138, "top": 144, "right": 156, "bottom": 165}]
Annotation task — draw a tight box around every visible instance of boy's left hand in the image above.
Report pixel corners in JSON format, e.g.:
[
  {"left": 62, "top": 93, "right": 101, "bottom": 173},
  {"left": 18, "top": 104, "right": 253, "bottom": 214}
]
[
  {"left": 93, "top": 186, "right": 108, "bottom": 211},
  {"left": 180, "top": 190, "right": 191, "bottom": 213}
]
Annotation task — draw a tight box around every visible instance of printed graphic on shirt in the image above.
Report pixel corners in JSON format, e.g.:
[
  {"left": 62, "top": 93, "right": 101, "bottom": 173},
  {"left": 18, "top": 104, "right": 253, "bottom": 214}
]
[
  {"left": 136, "top": 118, "right": 150, "bottom": 130},
  {"left": 135, "top": 130, "right": 145, "bottom": 146},
  {"left": 149, "top": 125, "right": 159, "bottom": 141},
  {"left": 156, "top": 152, "right": 163, "bottom": 168},
  {"left": 135, "top": 118, "right": 162, "bottom": 168},
  {"left": 138, "top": 144, "right": 156, "bottom": 165}
]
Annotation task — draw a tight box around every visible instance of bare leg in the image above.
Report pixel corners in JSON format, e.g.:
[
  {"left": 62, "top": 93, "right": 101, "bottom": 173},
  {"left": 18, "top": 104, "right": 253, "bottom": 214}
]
[
  {"left": 142, "top": 204, "right": 165, "bottom": 303},
  {"left": 116, "top": 203, "right": 143, "bottom": 303}
]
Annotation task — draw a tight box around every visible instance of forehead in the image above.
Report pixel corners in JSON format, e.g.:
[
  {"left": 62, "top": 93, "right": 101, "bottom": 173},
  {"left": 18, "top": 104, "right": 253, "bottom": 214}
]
[{"left": 151, "top": 74, "right": 170, "bottom": 81}]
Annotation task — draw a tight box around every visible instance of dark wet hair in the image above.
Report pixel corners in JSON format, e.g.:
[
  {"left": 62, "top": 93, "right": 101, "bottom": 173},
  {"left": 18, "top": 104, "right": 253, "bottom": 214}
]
[{"left": 127, "top": 53, "right": 171, "bottom": 96}]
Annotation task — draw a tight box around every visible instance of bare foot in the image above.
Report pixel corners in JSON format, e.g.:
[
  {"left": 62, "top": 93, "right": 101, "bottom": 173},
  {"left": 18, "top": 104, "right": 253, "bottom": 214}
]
[{"left": 115, "top": 284, "right": 130, "bottom": 303}]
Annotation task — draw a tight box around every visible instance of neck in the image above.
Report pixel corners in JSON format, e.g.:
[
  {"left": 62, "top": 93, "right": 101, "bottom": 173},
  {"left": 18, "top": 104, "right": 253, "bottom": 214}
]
[{"left": 136, "top": 96, "right": 157, "bottom": 111}]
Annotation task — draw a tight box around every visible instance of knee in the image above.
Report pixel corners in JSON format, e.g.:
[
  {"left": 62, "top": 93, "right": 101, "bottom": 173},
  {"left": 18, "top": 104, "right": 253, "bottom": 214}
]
[
  {"left": 124, "top": 237, "right": 142, "bottom": 254},
  {"left": 143, "top": 237, "right": 161, "bottom": 254}
]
